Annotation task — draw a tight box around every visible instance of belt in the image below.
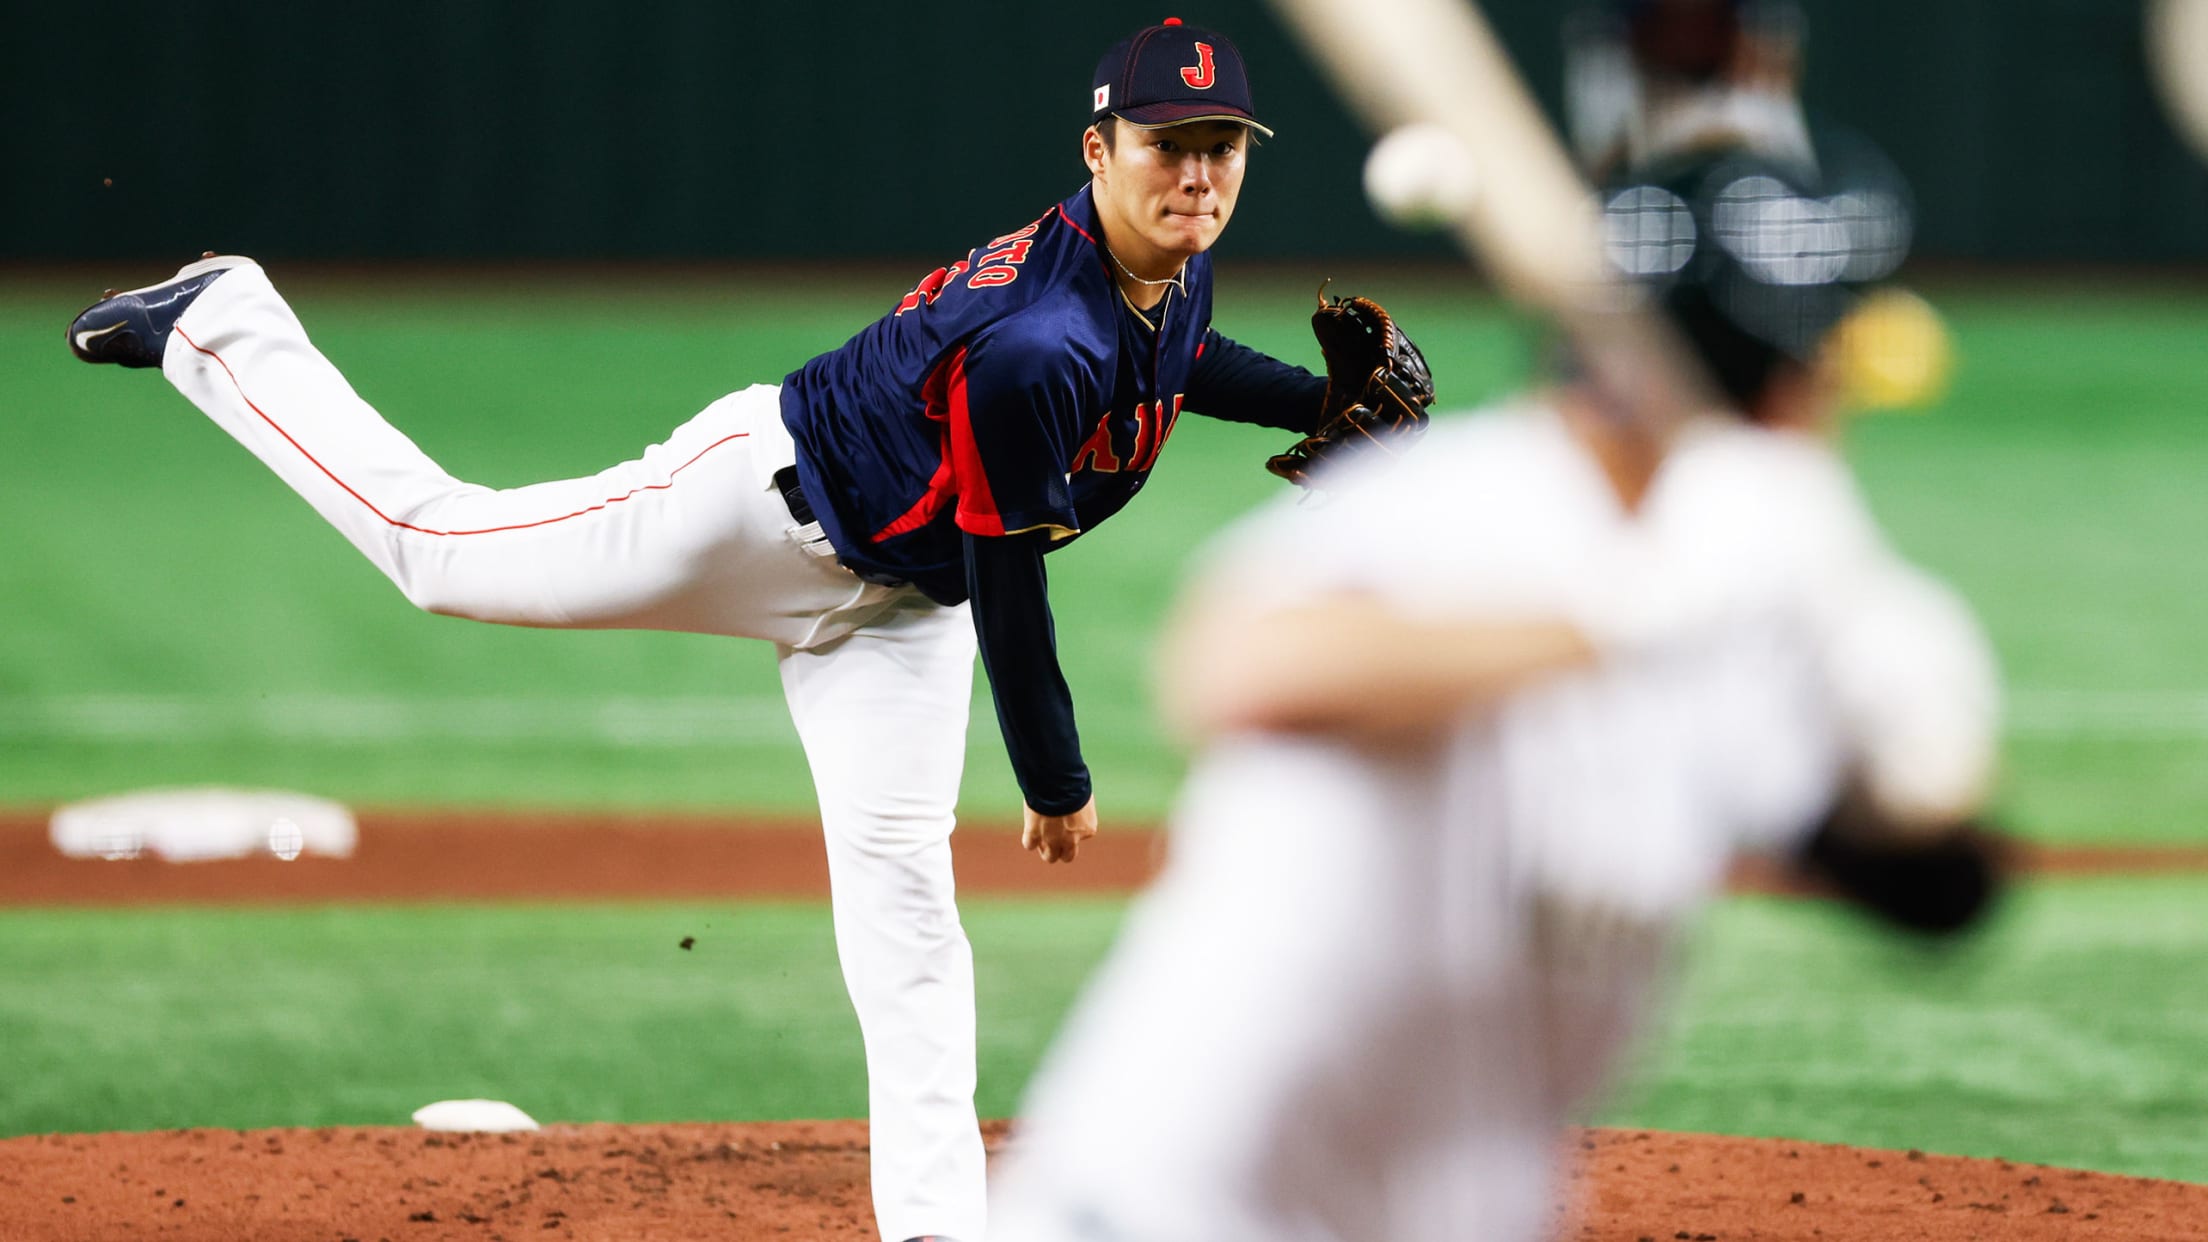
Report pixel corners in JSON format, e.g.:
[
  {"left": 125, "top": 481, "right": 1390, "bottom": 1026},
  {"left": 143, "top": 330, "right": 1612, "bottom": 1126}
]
[
  {"left": 773, "top": 465, "right": 910, "bottom": 590},
  {"left": 772, "top": 464, "right": 818, "bottom": 525}
]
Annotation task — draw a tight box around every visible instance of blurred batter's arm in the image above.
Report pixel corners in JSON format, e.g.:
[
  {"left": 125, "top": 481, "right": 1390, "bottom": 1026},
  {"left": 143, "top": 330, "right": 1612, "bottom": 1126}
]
[
  {"left": 1157, "top": 583, "right": 1595, "bottom": 740},
  {"left": 1787, "top": 557, "right": 2011, "bottom": 935}
]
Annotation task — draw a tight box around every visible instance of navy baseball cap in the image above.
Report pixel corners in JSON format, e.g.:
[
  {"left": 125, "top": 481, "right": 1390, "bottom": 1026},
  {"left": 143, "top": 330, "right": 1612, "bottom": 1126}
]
[{"left": 1091, "top": 17, "right": 1273, "bottom": 137}]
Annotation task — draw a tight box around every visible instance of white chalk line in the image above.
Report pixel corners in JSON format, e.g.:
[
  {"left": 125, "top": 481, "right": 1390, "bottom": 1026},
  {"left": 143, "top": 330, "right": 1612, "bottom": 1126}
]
[
  {"left": 0, "top": 693, "right": 802, "bottom": 748},
  {"left": 2003, "top": 690, "right": 2208, "bottom": 739},
  {"left": 0, "top": 691, "right": 2200, "bottom": 747},
  {"left": 0, "top": 693, "right": 1159, "bottom": 748}
]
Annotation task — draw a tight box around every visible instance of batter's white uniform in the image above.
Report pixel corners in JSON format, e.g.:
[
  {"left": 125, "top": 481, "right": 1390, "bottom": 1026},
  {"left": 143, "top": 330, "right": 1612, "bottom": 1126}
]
[
  {"left": 988, "top": 404, "right": 1994, "bottom": 1241},
  {"left": 160, "top": 264, "right": 983, "bottom": 1242}
]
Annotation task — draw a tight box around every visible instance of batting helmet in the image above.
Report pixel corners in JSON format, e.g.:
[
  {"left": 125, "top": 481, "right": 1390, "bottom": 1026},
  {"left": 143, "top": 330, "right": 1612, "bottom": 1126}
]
[{"left": 1596, "top": 142, "right": 1912, "bottom": 412}]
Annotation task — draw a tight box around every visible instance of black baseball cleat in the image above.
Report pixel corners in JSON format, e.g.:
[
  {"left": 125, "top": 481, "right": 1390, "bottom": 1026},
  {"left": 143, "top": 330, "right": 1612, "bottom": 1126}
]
[{"left": 67, "top": 253, "right": 254, "bottom": 368}]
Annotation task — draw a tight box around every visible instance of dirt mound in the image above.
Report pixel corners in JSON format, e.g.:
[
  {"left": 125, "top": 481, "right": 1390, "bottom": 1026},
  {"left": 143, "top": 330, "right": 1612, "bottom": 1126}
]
[
  {"left": 6, "top": 1121, "right": 2203, "bottom": 1241},
  {"left": 1561, "top": 1129, "right": 2208, "bottom": 1241}
]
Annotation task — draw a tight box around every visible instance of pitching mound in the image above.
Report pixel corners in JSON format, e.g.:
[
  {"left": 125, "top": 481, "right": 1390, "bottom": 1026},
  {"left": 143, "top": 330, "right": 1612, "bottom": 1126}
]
[
  {"left": 6, "top": 1122, "right": 2204, "bottom": 1241},
  {"left": 1560, "top": 1130, "right": 2206, "bottom": 1240}
]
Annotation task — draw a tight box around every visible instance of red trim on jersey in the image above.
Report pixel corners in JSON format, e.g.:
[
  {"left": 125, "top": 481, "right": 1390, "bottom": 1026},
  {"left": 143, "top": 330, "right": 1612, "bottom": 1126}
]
[
  {"left": 173, "top": 326, "right": 747, "bottom": 537},
  {"left": 1053, "top": 204, "right": 1097, "bottom": 245},
  {"left": 871, "top": 456, "right": 955, "bottom": 540},
  {"left": 870, "top": 348, "right": 972, "bottom": 541},
  {"left": 1194, "top": 339, "right": 1206, "bottom": 359},
  {"left": 942, "top": 348, "right": 1009, "bottom": 536}
]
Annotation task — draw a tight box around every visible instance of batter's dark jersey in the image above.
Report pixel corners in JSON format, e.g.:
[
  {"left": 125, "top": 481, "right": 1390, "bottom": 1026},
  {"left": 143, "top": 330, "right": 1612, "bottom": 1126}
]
[{"left": 781, "top": 185, "right": 1327, "bottom": 812}]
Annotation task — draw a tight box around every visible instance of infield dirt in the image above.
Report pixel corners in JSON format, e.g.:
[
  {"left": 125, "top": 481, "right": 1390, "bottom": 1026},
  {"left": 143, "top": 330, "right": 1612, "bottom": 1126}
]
[
  {"left": 3, "top": 809, "right": 2194, "bottom": 906},
  {"left": 7, "top": 1121, "right": 2207, "bottom": 1241}
]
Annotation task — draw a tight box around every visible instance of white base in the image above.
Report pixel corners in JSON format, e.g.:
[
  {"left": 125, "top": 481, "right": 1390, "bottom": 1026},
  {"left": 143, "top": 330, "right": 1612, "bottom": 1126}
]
[
  {"left": 412, "top": 1099, "right": 541, "bottom": 1133},
  {"left": 49, "top": 787, "right": 357, "bottom": 862}
]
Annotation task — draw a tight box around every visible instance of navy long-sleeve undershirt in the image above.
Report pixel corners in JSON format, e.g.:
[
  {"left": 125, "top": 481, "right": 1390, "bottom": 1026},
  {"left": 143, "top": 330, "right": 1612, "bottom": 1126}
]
[
  {"left": 965, "top": 529, "right": 1091, "bottom": 816},
  {"left": 1188, "top": 330, "right": 1328, "bottom": 435},
  {"left": 964, "top": 334, "right": 1325, "bottom": 817}
]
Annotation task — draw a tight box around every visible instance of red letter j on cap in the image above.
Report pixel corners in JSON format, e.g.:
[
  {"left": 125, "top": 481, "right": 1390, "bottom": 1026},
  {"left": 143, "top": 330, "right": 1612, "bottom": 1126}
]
[{"left": 1181, "top": 42, "right": 1216, "bottom": 89}]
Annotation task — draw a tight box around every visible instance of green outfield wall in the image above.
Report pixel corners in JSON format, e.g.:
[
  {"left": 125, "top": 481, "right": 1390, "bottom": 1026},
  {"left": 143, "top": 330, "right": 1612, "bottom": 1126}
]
[{"left": 8, "top": 0, "right": 2206, "bottom": 264}]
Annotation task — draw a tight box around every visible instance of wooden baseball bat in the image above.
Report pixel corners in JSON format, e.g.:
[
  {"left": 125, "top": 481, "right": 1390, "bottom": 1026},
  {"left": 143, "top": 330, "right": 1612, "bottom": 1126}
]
[
  {"left": 1265, "top": 0, "right": 1714, "bottom": 449},
  {"left": 2149, "top": 0, "right": 2208, "bottom": 162}
]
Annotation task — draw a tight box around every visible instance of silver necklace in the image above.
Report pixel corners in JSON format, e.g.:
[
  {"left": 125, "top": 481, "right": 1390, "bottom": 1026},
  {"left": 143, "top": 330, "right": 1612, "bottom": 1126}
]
[{"left": 1103, "top": 244, "right": 1185, "bottom": 292}]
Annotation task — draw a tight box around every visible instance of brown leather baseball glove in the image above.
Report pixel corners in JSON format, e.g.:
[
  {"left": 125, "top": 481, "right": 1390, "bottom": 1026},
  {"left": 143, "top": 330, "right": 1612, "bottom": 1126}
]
[{"left": 1266, "top": 290, "right": 1436, "bottom": 487}]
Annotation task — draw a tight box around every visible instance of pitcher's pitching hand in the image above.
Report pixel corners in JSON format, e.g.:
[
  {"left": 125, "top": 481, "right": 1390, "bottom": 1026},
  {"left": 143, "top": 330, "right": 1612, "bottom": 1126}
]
[{"left": 1024, "top": 797, "right": 1099, "bottom": 864}]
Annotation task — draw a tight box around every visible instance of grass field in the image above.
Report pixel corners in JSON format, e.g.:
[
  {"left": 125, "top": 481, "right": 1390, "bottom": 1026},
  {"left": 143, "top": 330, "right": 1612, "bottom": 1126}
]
[
  {"left": 5, "top": 269, "right": 2207, "bottom": 1181},
  {"left": 9, "top": 269, "right": 2208, "bottom": 838},
  {"left": 4, "top": 879, "right": 2206, "bottom": 1182}
]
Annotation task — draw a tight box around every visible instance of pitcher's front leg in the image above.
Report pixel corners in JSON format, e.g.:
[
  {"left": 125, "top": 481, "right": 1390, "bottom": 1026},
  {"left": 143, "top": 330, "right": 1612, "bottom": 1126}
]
[{"left": 778, "top": 599, "right": 983, "bottom": 1242}]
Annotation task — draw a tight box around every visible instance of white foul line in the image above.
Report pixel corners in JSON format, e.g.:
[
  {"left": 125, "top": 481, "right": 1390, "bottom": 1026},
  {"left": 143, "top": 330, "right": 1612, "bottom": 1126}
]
[
  {"left": 2004, "top": 690, "right": 2208, "bottom": 739},
  {"left": 0, "top": 690, "right": 2202, "bottom": 747},
  {"left": 0, "top": 693, "right": 803, "bottom": 748}
]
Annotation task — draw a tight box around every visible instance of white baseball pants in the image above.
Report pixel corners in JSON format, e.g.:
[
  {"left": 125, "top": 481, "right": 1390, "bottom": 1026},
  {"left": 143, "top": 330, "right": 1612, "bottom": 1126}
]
[
  {"left": 161, "top": 262, "right": 987, "bottom": 1242},
  {"left": 988, "top": 738, "right": 1587, "bottom": 1242}
]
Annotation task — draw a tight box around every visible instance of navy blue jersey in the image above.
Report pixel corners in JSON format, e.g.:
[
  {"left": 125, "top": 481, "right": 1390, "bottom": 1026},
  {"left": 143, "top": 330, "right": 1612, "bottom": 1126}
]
[
  {"left": 778, "top": 184, "right": 1329, "bottom": 816},
  {"left": 782, "top": 187, "right": 1222, "bottom": 602}
]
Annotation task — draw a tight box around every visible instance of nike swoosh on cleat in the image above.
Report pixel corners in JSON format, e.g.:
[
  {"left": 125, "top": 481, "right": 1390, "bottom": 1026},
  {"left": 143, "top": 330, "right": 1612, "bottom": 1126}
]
[{"left": 73, "top": 321, "right": 127, "bottom": 353}]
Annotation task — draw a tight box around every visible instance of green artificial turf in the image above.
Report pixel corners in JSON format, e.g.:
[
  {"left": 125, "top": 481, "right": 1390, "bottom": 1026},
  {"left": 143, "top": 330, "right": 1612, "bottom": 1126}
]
[
  {"left": 4, "top": 272, "right": 2208, "bottom": 841},
  {"left": 4, "top": 878, "right": 2208, "bottom": 1182},
  {"left": 1606, "top": 875, "right": 2208, "bottom": 1182},
  {"left": 0, "top": 897, "right": 1124, "bottom": 1137}
]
